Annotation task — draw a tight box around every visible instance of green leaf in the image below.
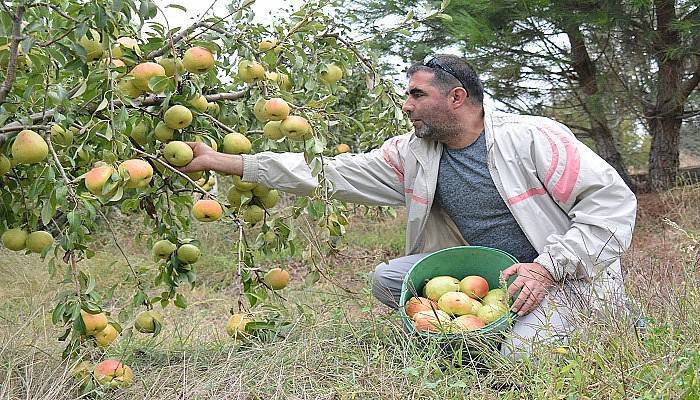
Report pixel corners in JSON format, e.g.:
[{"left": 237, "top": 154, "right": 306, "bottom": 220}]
[
  {"left": 165, "top": 4, "right": 187, "bottom": 12},
  {"left": 174, "top": 293, "right": 187, "bottom": 308},
  {"left": 41, "top": 200, "right": 55, "bottom": 226},
  {"left": 67, "top": 211, "right": 81, "bottom": 233},
  {"left": 304, "top": 270, "right": 320, "bottom": 287},
  {"left": 95, "top": 97, "right": 109, "bottom": 112},
  {"left": 435, "top": 13, "right": 453, "bottom": 23},
  {"left": 71, "top": 80, "right": 88, "bottom": 99}
]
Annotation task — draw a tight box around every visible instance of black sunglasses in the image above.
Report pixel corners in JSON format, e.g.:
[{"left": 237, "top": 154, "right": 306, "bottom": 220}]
[{"left": 423, "top": 56, "right": 468, "bottom": 90}]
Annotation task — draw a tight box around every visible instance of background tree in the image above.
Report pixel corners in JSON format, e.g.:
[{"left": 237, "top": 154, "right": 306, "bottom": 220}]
[{"left": 350, "top": 0, "right": 700, "bottom": 191}]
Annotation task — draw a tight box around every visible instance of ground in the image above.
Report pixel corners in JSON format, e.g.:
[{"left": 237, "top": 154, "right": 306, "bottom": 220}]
[{"left": 0, "top": 185, "right": 699, "bottom": 399}]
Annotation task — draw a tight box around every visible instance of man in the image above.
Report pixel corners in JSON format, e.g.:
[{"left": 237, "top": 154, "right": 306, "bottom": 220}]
[{"left": 177, "top": 54, "right": 637, "bottom": 359}]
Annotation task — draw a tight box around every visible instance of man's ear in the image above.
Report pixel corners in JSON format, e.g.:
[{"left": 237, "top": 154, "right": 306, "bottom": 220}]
[{"left": 450, "top": 87, "right": 469, "bottom": 108}]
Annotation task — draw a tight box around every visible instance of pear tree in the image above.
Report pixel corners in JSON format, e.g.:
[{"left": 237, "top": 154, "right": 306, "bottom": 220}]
[{"left": 0, "top": 0, "right": 449, "bottom": 388}]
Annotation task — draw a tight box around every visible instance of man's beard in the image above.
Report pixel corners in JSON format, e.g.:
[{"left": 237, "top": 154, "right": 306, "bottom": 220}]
[{"left": 413, "top": 119, "right": 461, "bottom": 143}]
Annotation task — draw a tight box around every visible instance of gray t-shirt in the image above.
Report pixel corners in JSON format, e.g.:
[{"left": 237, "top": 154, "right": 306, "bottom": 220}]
[{"left": 435, "top": 132, "right": 539, "bottom": 263}]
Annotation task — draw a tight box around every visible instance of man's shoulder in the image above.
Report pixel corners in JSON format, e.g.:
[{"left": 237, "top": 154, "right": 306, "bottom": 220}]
[
  {"left": 489, "top": 110, "right": 575, "bottom": 146},
  {"left": 490, "top": 109, "right": 557, "bottom": 130}
]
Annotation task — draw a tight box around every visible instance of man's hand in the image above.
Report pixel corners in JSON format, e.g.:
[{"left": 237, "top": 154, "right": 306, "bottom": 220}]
[
  {"left": 501, "top": 262, "right": 554, "bottom": 316},
  {"left": 172, "top": 142, "right": 243, "bottom": 176},
  {"left": 177, "top": 142, "right": 217, "bottom": 173}
]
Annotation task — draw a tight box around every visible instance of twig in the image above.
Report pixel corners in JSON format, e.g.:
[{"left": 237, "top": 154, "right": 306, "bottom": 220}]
[
  {"left": 202, "top": 113, "right": 234, "bottom": 133},
  {"left": 45, "top": 120, "right": 82, "bottom": 299},
  {"left": 0, "top": 124, "right": 50, "bottom": 133},
  {"left": 131, "top": 147, "right": 211, "bottom": 197},
  {"left": 96, "top": 208, "right": 150, "bottom": 301}
]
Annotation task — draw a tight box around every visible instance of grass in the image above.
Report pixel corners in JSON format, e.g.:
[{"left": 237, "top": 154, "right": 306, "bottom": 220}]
[{"left": 1, "top": 185, "right": 699, "bottom": 399}]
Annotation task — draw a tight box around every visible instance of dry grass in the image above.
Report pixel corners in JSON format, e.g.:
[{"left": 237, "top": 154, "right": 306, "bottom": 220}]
[{"left": 1, "top": 185, "right": 699, "bottom": 399}]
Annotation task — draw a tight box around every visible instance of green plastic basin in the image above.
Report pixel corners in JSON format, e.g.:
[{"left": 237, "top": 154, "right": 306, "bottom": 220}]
[{"left": 399, "top": 246, "right": 519, "bottom": 344}]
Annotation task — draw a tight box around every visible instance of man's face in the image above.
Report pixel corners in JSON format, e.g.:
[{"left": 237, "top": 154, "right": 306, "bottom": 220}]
[{"left": 402, "top": 70, "right": 460, "bottom": 142}]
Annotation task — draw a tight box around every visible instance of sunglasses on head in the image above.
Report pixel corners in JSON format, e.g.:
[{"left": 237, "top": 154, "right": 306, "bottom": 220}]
[{"left": 423, "top": 56, "right": 468, "bottom": 90}]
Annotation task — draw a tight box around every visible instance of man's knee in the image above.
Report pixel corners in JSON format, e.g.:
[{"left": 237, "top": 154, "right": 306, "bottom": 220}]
[{"left": 370, "top": 262, "right": 401, "bottom": 309}]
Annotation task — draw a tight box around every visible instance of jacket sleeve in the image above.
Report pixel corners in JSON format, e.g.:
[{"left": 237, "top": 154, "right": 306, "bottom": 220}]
[
  {"left": 240, "top": 135, "right": 408, "bottom": 207},
  {"left": 530, "top": 120, "right": 637, "bottom": 282}
]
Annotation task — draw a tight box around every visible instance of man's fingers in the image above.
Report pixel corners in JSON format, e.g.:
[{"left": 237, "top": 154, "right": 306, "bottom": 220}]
[
  {"left": 510, "top": 284, "right": 531, "bottom": 313},
  {"left": 507, "top": 275, "right": 526, "bottom": 299},
  {"left": 501, "top": 264, "right": 520, "bottom": 280},
  {"left": 517, "top": 290, "right": 540, "bottom": 316}
]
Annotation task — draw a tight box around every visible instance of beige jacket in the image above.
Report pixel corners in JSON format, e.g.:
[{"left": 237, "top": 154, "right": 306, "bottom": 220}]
[{"left": 242, "top": 107, "right": 637, "bottom": 288}]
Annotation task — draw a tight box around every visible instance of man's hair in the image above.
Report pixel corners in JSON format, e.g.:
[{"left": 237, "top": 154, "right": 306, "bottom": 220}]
[{"left": 407, "top": 54, "right": 484, "bottom": 106}]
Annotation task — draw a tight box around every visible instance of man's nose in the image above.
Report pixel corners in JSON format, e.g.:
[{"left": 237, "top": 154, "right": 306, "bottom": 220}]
[{"left": 402, "top": 98, "right": 413, "bottom": 114}]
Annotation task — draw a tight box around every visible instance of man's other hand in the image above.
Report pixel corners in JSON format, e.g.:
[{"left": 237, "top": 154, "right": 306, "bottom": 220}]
[{"left": 501, "top": 262, "right": 554, "bottom": 316}]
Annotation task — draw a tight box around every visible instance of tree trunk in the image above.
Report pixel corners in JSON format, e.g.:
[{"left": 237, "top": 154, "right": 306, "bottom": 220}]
[
  {"left": 647, "top": 0, "right": 685, "bottom": 191},
  {"left": 647, "top": 111, "right": 682, "bottom": 191},
  {"left": 564, "top": 24, "right": 636, "bottom": 191}
]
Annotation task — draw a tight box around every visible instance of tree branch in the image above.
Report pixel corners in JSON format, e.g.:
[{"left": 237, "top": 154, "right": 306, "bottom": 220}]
[
  {"left": 0, "top": 90, "right": 246, "bottom": 145},
  {"left": 680, "top": 62, "right": 700, "bottom": 101},
  {"left": 0, "top": 5, "right": 25, "bottom": 106}
]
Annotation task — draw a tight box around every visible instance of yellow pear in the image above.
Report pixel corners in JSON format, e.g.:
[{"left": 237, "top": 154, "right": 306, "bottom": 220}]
[
  {"left": 190, "top": 95, "right": 209, "bottom": 112},
  {"left": 163, "top": 141, "right": 193, "bottom": 167},
  {"left": 252, "top": 184, "right": 270, "bottom": 198},
  {"left": 158, "top": 57, "right": 184, "bottom": 76},
  {"left": 259, "top": 189, "right": 280, "bottom": 209},
  {"left": 118, "top": 159, "right": 153, "bottom": 189},
  {"left": 116, "top": 79, "right": 143, "bottom": 98},
  {"left": 84, "top": 165, "right": 116, "bottom": 196},
  {"left": 264, "top": 268, "right": 290, "bottom": 290},
  {"left": 232, "top": 175, "right": 257, "bottom": 191},
  {"left": 242, "top": 205, "right": 265, "bottom": 225},
  {"left": 163, "top": 105, "right": 193, "bottom": 130},
  {"left": 154, "top": 121, "right": 175, "bottom": 142},
  {"left": 226, "top": 313, "right": 251, "bottom": 339},
  {"left": 78, "top": 30, "right": 103, "bottom": 62},
  {"left": 130, "top": 121, "right": 149, "bottom": 145},
  {"left": 258, "top": 39, "right": 277, "bottom": 51},
  {"left": 227, "top": 186, "right": 251, "bottom": 208},
  {"left": 278, "top": 73, "right": 293, "bottom": 91},
  {"left": 320, "top": 63, "right": 343, "bottom": 85},
  {"left": 192, "top": 199, "right": 223, "bottom": 222},
  {"left": 134, "top": 310, "right": 163, "bottom": 333},
  {"left": 94, "top": 323, "right": 118, "bottom": 347},
  {"left": 1, "top": 228, "right": 28, "bottom": 251},
  {"left": 263, "top": 120, "right": 284, "bottom": 140},
  {"left": 80, "top": 309, "right": 108, "bottom": 335},
  {"left": 152, "top": 239, "right": 177, "bottom": 259},
  {"left": 176, "top": 243, "right": 200, "bottom": 264},
  {"left": 253, "top": 97, "right": 270, "bottom": 122},
  {"left": 110, "top": 44, "right": 123, "bottom": 59},
  {"left": 238, "top": 59, "right": 265, "bottom": 83},
  {"left": 116, "top": 36, "right": 138, "bottom": 51},
  {"left": 206, "top": 102, "right": 220, "bottom": 115},
  {"left": 26, "top": 230, "right": 53, "bottom": 253},
  {"left": 50, "top": 124, "right": 73, "bottom": 146},
  {"left": 0, "top": 154, "right": 12, "bottom": 176},
  {"left": 130, "top": 62, "right": 166, "bottom": 91},
  {"left": 182, "top": 46, "right": 215, "bottom": 74},
  {"left": 93, "top": 360, "right": 133, "bottom": 388},
  {"left": 263, "top": 98, "right": 290, "bottom": 121},
  {"left": 280, "top": 116, "right": 312, "bottom": 140},
  {"left": 12, "top": 130, "right": 48, "bottom": 164},
  {"left": 194, "top": 135, "right": 218, "bottom": 151},
  {"left": 336, "top": 143, "right": 350, "bottom": 154},
  {"left": 222, "top": 133, "right": 252, "bottom": 154}
]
